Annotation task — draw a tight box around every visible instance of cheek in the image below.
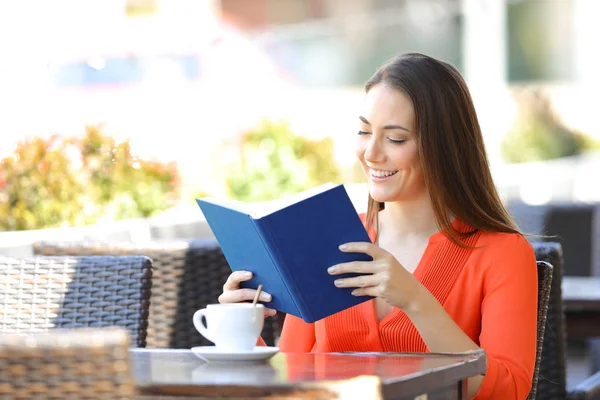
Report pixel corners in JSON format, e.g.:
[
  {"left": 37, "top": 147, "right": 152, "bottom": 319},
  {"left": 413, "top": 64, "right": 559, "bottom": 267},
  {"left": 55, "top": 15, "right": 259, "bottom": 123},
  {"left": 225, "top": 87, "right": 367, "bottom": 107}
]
[
  {"left": 408, "top": 152, "right": 421, "bottom": 172},
  {"left": 392, "top": 147, "right": 419, "bottom": 170},
  {"left": 410, "top": 157, "right": 426, "bottom": 185},
  {"left": 405, "top": 143, "right": 421, "bottom": 168}
]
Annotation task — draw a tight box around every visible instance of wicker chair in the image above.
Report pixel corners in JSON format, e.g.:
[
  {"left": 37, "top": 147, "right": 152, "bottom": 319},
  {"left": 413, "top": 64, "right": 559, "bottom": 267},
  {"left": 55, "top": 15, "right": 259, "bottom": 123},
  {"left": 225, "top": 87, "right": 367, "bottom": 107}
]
[
  {"left": 32, "top": 238, "right": 284, "bottom": 348},
  {"left": 528, "top": 260, "right": 553, "bottom": 400},
  {"left": 508, "top": 202, "right": 599, "bottom": 277},
  {"left": 545, "top": 203, "right": 600, "bottom": 375},
  {"left": 510, "top": 202, "right": 600, "bottom": 373},
  {"left": 0, "top": 255, "right": 152, "bottom": 348},
  {"left": 532, "top": 242, "right": 600, "bottom": 400},
  {"left": 0, "top": 327, "right": 134, "bottom": 399},
  {"left": 543, "top": 203, "right": 597, "bottom": 277}
]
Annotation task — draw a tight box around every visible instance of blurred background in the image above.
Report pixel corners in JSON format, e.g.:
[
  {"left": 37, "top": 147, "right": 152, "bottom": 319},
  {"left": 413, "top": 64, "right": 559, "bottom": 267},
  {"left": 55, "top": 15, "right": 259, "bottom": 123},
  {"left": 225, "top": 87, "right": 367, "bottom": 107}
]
[
  {"left": 1, "top": 0, "right": 600, "bottom": 390},
  {"left": 2, "top": 0, "right": 599, "bottom": 234}
]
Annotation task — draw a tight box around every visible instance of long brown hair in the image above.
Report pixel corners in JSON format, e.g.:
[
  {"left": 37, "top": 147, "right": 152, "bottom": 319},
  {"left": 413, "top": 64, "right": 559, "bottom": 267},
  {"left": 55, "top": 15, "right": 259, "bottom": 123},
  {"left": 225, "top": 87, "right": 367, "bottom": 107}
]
[{"left": 364, "top": 53, "right": 520, "bottom": 247}]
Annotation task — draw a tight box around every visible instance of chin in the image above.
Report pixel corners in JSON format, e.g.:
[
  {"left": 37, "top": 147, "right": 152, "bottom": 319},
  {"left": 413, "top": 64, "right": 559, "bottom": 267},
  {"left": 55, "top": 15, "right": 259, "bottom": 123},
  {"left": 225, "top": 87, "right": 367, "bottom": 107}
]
[
  {"left": 369, "top": 185, "right": 417, "bottom": 203},
  {"left": 368, "top": 189, "right": 396, "bottom": 203}
]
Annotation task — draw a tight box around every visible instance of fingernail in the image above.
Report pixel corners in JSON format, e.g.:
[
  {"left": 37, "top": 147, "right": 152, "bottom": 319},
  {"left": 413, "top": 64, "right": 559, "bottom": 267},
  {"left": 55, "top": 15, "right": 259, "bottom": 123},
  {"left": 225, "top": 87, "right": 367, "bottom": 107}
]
[
  {"left": 339, "top": 244, "right": 347, "bottom": 250},
  {"left": 269, "top": 309, "right": 277, "bottom": 316},
  {"left": 260, "top": 293, "right": 272, "bottom": 301},
  {"left": 334, "top": 280, "right": 343, "bottom": 287},
  {"left": 351, "top": 290, "right": 358, "bottom": 296},
  {"left": 245, "top": 271, "right": 252, "bottom": 277},
  {"left": 328, "top": 266, "right": 337, "bottom": 274}
]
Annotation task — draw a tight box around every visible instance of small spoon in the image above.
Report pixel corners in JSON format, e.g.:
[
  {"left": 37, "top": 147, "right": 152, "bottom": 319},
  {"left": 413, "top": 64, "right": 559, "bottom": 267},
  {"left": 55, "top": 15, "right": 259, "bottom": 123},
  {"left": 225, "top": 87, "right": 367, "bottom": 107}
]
[
  {"left": 252, "top": 284, "right": 264, "bottom": 307},
  {"left": 251, "top": 284, "right": 264, "bottom": 322}
]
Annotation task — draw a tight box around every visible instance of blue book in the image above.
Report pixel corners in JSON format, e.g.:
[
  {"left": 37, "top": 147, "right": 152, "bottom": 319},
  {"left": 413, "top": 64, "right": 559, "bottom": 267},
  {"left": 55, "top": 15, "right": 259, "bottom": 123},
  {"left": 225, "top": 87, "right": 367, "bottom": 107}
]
[{"left": 196, "top": 183, "right": 374, "bottom": 323}]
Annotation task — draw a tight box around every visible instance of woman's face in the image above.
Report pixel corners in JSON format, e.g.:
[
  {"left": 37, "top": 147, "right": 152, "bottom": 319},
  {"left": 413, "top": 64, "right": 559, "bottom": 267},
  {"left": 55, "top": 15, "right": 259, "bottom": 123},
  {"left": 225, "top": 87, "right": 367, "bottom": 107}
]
[{"left": 355, "top": 83, "right": 426, "bottom": 203}]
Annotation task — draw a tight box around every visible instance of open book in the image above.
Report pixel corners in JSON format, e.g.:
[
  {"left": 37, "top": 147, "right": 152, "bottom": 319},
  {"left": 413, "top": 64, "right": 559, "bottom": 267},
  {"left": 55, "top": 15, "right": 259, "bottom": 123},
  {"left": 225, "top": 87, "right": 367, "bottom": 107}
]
[{"left": 196, "top": 183, "right": 373, "bottom": 323}]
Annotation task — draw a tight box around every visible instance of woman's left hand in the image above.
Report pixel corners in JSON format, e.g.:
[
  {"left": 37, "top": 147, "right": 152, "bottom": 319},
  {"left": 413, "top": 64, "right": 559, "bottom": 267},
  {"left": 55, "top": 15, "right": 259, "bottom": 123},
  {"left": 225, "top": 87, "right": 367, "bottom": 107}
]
[{"left": 328, "top": 242, "right": 424, "bottom": 310}]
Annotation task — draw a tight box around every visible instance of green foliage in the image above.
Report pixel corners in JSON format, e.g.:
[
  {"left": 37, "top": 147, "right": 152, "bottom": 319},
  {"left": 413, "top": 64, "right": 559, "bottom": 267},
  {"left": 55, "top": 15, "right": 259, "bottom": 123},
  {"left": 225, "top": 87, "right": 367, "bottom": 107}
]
[
  {"left": 193, "top": 189, "right": 212, "bottom": 200},
  {"left": 0, "top": 125, "right": 179, "bottom": 231},
  {"left": 226, "top": 120, "right": 342, "bottom": 202},
  {"left": 501, "top": 91, "right": 600, "bottom": 163}
]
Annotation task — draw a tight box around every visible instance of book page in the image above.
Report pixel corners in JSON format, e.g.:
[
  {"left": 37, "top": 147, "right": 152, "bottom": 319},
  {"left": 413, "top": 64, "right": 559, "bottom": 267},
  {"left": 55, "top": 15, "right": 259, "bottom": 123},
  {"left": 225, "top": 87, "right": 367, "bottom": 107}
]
[
  {"left": 200, "top": 183, "right": 339, "bottom": 219},
  {"left": 198, "top": 197, "right": 252, "bottom": 215},
  {"left": 252, "top": 182, "right": 338, "bottom": 218}
]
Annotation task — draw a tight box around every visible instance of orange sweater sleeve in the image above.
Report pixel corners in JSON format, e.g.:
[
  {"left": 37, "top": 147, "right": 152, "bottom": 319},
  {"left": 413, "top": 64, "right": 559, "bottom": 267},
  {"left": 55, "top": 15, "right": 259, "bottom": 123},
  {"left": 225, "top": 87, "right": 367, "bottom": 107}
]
[
  {"left": 277, "top": 314, "right": 316, "bottom": 352},
  {"left": 474, "top": 235, "right": 538, "bottom": 399}
]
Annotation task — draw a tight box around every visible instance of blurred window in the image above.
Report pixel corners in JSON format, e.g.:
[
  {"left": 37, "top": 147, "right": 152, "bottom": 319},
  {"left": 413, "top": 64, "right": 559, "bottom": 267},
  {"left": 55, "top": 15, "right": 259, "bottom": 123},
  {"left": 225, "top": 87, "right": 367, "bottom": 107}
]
[
  {"left": 507, "top": 0, "right": 575, "bottom": 82},
  {"left": 53, "top": 55, "right": 200, "bottom": 86}
]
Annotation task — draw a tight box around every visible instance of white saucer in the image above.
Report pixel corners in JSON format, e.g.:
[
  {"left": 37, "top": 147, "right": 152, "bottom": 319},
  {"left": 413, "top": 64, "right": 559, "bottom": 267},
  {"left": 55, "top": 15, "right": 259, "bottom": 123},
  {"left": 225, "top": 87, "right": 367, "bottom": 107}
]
[{"left": 191, "top": 346, "right": 279, "bottom": 362}]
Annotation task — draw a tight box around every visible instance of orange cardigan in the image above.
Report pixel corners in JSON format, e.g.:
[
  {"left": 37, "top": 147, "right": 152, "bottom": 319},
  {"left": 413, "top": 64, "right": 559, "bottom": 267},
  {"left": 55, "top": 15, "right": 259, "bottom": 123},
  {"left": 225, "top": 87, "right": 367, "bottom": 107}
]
[{"left": 275, "top": 217, "right": 538, "bottom": 399}]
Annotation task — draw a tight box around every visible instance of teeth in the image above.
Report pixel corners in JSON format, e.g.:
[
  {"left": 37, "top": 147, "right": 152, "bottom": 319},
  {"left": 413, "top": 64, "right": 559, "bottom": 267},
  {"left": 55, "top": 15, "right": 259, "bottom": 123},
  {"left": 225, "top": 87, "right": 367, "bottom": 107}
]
[{"left": 371, "top": 169, "right": 397, "bottom": 178}]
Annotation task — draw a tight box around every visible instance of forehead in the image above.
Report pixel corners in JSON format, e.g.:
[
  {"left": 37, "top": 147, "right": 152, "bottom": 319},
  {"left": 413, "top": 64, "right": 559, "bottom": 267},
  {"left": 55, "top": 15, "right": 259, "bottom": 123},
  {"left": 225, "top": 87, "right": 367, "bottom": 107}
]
[{"left": 362, "top": 84, "right": 415, "bottom": 127}]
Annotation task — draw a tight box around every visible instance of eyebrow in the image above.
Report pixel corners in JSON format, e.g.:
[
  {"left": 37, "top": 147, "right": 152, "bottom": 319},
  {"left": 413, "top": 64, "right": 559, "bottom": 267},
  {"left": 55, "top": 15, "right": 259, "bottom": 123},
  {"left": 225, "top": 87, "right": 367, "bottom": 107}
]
[{"left": 359, "top": 116, "right": 410, "bottom": 132}]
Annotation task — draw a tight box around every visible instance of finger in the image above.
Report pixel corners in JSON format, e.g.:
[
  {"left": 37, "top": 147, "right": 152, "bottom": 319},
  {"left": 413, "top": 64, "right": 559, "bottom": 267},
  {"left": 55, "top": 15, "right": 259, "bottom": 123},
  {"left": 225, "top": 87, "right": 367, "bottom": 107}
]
[
  {"left": 218, "top": 288, "right": 272, "bottom": 304},
  {"left": 333, "top": 274, "right": 380, "bottom": 289},
  {"left": 223, "top": 271, "right": 253, "bottom": 290},
  {"left": 328, "top": 261, "right": 381, "bottom": 275},
  {"left": 263, "top": 308, "right": 277, "bottom": 317},
  {"left": 339, "top": 242, "right": 386, "bottom": 258},
  {"left": 350, "top": 287, "right": 379, "bottom": 297}
]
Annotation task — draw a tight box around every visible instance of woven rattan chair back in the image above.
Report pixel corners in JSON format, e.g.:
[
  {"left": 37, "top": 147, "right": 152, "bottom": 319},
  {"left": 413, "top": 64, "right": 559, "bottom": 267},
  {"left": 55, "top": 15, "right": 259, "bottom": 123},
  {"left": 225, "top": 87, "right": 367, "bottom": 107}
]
[
  {"left": 33, "top": 239, "right": 283, "bottom": 348},
  {"left": 0, "top": 256, "right": 152, "bottom": 347},
  {"left": 0, "top": 327, "right": 134, "bottom": 399},
  {"left": 527, "top": 260, "right": 553, "bottom": 400},
  {"left": 532, "top": 242, "right": 568, "bottom": 400}
]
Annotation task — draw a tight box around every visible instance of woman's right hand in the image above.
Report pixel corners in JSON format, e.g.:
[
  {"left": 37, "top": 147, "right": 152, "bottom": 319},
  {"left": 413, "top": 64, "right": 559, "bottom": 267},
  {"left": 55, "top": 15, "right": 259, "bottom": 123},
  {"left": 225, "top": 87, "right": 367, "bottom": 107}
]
[{"left": 218, "top": 271, "right": 277, "bottom": 317}]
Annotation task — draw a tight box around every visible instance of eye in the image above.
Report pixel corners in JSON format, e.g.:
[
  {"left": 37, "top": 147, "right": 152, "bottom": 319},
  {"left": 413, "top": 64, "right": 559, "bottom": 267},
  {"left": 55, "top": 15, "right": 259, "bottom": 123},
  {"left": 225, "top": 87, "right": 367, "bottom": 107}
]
[
  {"left": 358, "top": 130, "right": 371, "bottom": 136},
  {"left": 387, "top": 138, "right": 407, "bottom": 144}
]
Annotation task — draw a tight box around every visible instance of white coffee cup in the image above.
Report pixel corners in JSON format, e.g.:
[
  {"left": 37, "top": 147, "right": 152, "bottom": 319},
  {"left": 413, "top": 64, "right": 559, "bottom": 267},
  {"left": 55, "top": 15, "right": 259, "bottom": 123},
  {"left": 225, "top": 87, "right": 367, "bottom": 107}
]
[{"left": 193, "top": 303, "right": 264, "bottom": 352}]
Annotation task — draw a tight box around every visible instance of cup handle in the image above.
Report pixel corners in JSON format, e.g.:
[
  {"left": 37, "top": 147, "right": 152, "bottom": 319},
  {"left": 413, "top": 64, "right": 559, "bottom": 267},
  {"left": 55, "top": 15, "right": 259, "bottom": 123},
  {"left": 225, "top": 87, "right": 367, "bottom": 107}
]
[{"left": 193, "top": 309, "right": 215, "bottom": 344}]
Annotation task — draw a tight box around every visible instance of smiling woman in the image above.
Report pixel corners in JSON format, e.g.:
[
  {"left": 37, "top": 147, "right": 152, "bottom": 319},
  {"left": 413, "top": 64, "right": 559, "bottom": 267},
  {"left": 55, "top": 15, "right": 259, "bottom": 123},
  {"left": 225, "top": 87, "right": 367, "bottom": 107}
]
[
  {"left": 355, "top": 83, "right": 423, "bottom": 206},
  {"left": 218, "top": 53, "right": 538, "bottom": 400}
]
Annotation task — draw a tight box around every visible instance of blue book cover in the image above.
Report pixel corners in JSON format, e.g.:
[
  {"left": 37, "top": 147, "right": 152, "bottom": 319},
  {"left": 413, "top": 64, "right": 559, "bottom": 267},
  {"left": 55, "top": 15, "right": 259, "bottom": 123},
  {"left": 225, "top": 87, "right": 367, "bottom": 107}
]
[{"left": 196, "top": 183, "right": 373, "bottom": 323}]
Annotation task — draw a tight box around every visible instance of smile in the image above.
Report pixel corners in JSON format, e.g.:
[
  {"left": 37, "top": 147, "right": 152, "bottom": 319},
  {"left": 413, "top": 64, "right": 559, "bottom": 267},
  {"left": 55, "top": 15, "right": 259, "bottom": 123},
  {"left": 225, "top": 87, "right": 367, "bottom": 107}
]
[
  {"left": 370, "top": 169, "right": 398, "bottom": 179},
  {"left": 371, "top": 169, "right": 398, "bottom": 178}
]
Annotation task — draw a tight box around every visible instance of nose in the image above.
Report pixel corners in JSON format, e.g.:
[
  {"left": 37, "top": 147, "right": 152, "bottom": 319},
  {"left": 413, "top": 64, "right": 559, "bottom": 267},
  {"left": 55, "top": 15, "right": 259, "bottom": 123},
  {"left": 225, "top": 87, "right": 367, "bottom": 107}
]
[{"left": 364, "top": 136, "right": 385, "bottom": 164}]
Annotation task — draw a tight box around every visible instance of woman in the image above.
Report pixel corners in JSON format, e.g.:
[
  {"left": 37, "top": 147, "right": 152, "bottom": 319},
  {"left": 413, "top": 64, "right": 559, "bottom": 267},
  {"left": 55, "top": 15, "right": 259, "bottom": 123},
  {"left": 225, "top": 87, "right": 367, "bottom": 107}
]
[{"left": 218, "top": 53, "right": 537, "bottom": 399}]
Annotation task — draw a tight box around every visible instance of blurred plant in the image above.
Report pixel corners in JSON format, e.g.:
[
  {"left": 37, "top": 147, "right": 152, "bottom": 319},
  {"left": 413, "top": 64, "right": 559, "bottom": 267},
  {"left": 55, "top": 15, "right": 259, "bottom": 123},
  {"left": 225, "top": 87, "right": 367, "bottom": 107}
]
[
  {"left": 502, "top": 90, "right": 600, "bottom": 163},
  {"left": 0, "top": 135, "right": 88, "bottom": 230},
  {"left": 0, "top": 125, "right": 179, "bottom": 231},
  {"left": 226, "top": 119, "right": 342, "bottom": 202},
  {"left": 79, "top": 125, "right": 179, "bottom": 220},
  {"left": 125, "top": 0, "right": 157, "bottom": 17},
  {"left": 193, "top": 189, "right": 212, "bottom": 200}
]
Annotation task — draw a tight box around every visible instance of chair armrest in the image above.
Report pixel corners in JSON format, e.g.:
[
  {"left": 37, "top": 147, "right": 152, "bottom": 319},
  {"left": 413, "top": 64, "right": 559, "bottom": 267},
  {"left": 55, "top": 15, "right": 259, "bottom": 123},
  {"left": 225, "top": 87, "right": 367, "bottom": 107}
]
[{"left": 568, "top": 371, "right": 600, "bottom": 400}]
